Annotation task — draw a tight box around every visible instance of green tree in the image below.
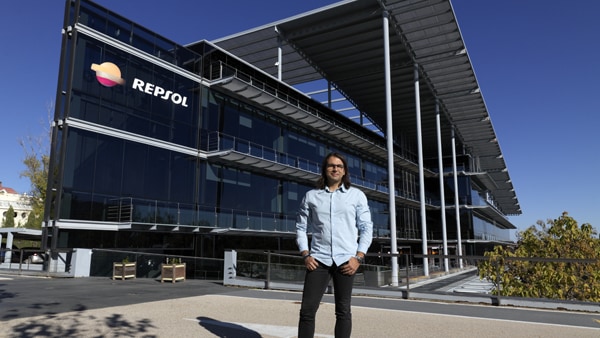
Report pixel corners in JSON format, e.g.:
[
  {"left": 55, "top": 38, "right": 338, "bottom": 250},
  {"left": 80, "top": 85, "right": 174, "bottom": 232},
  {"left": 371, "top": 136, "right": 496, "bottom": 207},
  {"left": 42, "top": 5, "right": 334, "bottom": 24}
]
[
  {"left": 479, "top": 212, "right": 600, "bottom": 302},
  {"left": 24, "top": 208, "right": 43, "bottom": 228},
  {"left": 19, "top": 102, "right": 52, "bottom": 230},
  {"left": 2, "top": 205, "right": 16, "bottom": 227},
  {"left": 19, "top": 149, "right": 49, "bottom": 230}
]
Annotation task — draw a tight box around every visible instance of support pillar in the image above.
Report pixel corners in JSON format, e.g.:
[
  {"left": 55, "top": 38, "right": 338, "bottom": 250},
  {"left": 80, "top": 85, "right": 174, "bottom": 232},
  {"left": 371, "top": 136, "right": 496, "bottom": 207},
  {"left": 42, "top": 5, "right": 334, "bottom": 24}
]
[
  {"left": 451, "top": 128, "right": 463, "bottom": 268},
  {"left": 436, "top": 101, "right": 449, "bottom": 272},
  {"left": 382, "top": 10, "right": 399, "bottom": 285},
  {"left": 414, "top": 63, "right": 429, "bottom": 276}
]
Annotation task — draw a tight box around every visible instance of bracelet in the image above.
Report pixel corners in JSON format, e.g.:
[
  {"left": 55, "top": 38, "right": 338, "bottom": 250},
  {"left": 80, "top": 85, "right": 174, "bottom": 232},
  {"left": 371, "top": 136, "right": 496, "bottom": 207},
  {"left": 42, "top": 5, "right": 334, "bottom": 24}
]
[
  {"left": 302, "top": 254, "right": 311, "bottom": 260},
  {"left": 355, "top": 255, "right": 364, "bottom": 264}
]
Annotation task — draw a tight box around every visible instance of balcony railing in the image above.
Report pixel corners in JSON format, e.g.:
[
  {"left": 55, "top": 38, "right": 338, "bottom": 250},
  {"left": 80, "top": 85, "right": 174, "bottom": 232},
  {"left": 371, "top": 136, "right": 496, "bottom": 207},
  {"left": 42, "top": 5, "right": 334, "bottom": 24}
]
[
  {"left": 200, "top": 130, "right": 422, "bottom": 205},
  {"left": 107, "top": 197, "right": 296, "bottom": 233},
  {"left": 207, "top": 60, "right": 420, "bottom": 165}
]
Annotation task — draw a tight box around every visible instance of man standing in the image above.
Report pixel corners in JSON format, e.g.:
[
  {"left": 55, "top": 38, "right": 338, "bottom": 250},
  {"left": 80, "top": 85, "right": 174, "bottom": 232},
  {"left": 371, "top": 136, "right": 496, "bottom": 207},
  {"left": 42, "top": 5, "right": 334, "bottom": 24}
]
[{"left": 296, "top": 152, "right": 373, "bottom": 338}]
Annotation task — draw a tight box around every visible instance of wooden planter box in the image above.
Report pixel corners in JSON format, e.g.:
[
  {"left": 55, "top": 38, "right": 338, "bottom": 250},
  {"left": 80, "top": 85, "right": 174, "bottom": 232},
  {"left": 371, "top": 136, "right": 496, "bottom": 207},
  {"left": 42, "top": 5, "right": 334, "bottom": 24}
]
[
  {"left": 161, "top": 263, "right": 186, "bottom": 283},
  {"left": 113, "top": 262, "right": 136, "bottom": 280}
]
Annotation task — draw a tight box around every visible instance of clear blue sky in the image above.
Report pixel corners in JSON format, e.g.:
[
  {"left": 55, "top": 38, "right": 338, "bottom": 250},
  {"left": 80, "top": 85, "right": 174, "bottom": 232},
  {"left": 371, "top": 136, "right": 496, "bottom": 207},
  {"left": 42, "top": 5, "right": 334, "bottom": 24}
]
[{"left": 1, "top": 1, "right": 598, "bottom": 235}]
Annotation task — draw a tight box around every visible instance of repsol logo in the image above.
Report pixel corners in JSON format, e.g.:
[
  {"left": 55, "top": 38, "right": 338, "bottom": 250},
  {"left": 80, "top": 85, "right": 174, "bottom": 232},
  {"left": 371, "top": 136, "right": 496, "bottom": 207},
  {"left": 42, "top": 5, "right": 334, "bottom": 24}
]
[{"left": 132, "top": 78, "right": 189, "bottom": 107}]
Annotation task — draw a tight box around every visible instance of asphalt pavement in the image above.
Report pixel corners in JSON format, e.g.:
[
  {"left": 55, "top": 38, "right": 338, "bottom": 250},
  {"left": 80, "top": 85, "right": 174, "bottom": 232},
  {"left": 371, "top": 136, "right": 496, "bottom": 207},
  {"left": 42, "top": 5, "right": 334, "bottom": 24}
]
[{"left": 1, "top": 273, "right": 600, "bottom": 337}]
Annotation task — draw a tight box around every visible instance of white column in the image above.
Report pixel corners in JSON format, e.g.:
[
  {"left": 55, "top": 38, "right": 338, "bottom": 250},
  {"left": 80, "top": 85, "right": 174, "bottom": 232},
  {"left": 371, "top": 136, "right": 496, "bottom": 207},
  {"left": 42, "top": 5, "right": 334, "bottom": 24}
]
[
  {"left": 0, "top": 233, "right": 4, "bottom": 263},
  {"left": 276, "top": 27, "right": 282, "bottom": 81},
  {"left": 436, "top": 101, "right": 449, "bottom": 272},
  {"left": 6, "top": 232, "right": 15, "bottom": 263},
  {"left": 451, "top": 127, "right": 463, "bottom": 268},
  {"left": 328, "top": 81, "right": 332, "bottom": 108},
  {"left": 415, "top": 63, "right": 429, "bottom": 276},
  {"left": 382, "top": 10, "right": 399, "bottom": 286}
]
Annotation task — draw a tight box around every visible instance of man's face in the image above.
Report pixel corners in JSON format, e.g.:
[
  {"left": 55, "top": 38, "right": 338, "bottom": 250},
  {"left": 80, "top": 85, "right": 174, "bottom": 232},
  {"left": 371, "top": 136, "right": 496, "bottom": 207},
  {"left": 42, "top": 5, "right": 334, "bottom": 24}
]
[{"left": 325, "top": 156, "right": 345, "bottom": 188}]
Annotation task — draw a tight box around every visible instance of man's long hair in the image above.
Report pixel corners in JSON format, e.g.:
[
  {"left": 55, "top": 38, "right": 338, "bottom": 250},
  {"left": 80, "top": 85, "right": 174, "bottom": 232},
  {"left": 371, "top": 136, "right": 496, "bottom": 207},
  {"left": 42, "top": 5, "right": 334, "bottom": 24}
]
[{"left": 316, "top": 152, "right": 351, "bottom": 189}]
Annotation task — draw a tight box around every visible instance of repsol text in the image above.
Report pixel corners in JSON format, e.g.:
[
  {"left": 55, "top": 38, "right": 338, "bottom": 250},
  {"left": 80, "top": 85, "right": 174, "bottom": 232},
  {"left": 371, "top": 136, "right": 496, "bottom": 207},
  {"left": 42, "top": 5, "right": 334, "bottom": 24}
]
[{"left": 132, "top": 78, "right": 189, "bottom": 107}]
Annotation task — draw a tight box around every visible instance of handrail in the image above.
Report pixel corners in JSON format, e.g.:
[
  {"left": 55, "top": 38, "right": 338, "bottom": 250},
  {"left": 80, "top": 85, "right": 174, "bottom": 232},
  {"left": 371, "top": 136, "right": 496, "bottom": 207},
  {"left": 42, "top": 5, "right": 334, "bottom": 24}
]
[{"left": 201, "top": 130, "right": 422, "bottom": 204}]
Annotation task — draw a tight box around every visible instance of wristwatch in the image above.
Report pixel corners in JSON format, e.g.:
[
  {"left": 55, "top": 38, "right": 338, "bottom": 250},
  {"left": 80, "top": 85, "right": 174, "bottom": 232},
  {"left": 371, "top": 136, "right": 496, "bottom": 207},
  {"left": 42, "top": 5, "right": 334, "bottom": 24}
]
[{"left": 355, "top": 255, "right": 364, "bottom": 264}]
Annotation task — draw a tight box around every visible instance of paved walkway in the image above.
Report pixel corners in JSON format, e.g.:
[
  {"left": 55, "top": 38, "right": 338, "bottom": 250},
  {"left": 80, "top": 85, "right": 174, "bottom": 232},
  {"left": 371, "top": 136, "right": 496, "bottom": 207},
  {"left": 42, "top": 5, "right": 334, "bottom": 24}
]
[
  {"left": 3, "top": 292, "right": 600, "bottom": 337},
  {"left": 2, "top": 274, "right": 600, "bottom": 337}
]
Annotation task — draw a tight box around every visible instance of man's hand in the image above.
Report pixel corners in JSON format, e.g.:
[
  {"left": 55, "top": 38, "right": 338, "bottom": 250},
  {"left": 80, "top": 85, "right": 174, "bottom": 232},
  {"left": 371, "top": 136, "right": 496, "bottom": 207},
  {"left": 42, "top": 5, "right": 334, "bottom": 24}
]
[
  {"left": 304, "top": 255, "right": 318, "bottom": 271},
  {"left": 340, "top": 256, "right": 361, "bottom": 275}
]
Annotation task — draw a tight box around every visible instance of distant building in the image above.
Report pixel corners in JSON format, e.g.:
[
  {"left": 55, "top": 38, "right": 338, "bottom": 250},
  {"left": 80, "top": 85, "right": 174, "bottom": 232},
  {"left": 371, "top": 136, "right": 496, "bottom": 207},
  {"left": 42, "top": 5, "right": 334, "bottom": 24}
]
[
  {"left": 0, "top": 182, "right": 32, "bottom": 227},
  {"left": 44, "top": 0, "right": 521, "bottom": 270}
]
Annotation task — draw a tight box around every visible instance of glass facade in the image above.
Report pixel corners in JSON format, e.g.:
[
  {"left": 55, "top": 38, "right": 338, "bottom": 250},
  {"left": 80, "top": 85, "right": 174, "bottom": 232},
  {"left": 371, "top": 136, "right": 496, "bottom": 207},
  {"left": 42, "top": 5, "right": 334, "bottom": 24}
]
[{"left": 44, "top": 0, "right": 513, "bottom": 259}]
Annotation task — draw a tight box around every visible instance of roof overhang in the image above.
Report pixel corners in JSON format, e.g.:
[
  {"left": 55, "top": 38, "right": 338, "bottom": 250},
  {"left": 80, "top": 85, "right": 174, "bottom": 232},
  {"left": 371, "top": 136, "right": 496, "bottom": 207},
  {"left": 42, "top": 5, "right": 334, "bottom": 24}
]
[
  {"left": 0, "top": 228, "right": 42, "bottom": 242},
  {"left": 200, "top": 0, "right": 520, "bottom": 216}
]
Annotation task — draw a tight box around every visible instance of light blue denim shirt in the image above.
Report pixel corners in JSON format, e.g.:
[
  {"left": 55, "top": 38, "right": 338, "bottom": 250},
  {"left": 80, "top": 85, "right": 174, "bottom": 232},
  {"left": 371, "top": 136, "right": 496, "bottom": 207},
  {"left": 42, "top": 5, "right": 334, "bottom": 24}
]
[{"left": 296, "top": 185, "right": 373, "bottom": 267}]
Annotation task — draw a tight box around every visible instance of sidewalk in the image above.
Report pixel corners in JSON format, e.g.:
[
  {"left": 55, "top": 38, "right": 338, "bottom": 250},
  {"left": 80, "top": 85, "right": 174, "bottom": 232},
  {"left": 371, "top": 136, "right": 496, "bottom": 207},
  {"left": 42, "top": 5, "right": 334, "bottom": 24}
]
[
  {"left": 2, "top": 280, "right": 599, "bottom": 337},
  {"left": 2, "top": 273, "right": 600, "bottom": 337}
]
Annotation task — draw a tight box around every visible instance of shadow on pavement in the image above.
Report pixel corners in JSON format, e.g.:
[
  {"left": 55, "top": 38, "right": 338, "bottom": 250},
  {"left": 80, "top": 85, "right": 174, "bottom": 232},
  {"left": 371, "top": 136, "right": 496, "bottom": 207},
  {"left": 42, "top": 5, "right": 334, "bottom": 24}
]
[
  {"left": 197, "top": 316, "right": 261, "bottom": 337},
  {"left": 7, "top": 311, "right": 158, "bottom": 337}
]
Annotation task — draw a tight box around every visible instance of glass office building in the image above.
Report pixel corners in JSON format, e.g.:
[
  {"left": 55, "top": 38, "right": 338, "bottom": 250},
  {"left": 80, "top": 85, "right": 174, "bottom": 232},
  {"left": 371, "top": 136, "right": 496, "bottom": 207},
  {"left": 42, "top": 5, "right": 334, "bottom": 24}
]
[{"left": 44, "top": 0, "right": 520, "bottom": 266}]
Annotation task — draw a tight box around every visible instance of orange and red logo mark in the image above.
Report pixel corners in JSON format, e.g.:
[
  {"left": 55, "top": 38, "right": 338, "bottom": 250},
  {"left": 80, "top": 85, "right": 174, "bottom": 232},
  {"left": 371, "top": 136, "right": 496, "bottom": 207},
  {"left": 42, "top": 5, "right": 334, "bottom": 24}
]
[{"left": 90, "top": 62, "right": 125, "bottom": 87}]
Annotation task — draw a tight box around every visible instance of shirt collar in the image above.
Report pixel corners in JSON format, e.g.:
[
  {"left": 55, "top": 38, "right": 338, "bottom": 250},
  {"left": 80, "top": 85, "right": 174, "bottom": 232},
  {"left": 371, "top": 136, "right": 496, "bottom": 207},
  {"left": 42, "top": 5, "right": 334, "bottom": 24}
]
[{"left": 324, "top": 184, "right": 348, "bottom": 193}]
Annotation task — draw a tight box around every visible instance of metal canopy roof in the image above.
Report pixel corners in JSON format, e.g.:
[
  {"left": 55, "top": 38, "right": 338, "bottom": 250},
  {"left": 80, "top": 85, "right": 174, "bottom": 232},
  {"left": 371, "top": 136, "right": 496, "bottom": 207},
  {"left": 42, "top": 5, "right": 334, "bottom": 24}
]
[{"left": 207, "top": 0, "right": 520, "bottom": 216}]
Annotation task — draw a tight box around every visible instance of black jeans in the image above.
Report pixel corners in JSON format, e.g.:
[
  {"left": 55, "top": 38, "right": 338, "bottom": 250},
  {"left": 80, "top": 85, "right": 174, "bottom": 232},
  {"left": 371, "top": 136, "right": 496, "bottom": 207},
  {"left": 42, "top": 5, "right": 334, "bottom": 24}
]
[{"left": 298, "top": 260, "right": 355, "bottom": 338}]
